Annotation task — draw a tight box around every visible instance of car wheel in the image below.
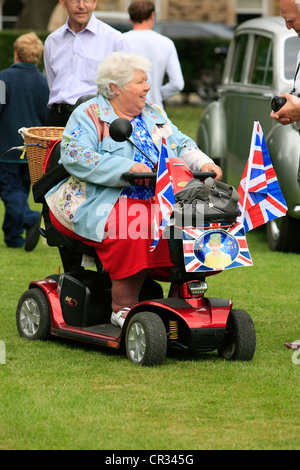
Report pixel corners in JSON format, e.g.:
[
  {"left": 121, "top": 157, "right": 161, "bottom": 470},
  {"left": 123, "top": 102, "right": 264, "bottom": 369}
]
[
  {"left": 218, "top": 309, "right": 256, "bottom": 361},
  {"left": 125, "top": 312, "right": 167, "bottom": 366},
  {"left": 16, "top": 288, "right": 51, "bottom": 340},
  {"left": 266, "top": 215, "right": 300, "bottom": 253}
]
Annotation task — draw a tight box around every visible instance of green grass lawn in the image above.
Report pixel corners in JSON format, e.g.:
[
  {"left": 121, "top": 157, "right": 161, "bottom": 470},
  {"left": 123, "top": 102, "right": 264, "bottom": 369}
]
[{"left": 0, "top": 106, "right": 299, "bottom": 450}]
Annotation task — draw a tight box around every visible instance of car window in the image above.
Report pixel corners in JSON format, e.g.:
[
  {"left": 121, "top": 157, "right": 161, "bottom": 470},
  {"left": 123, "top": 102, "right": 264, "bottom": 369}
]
[
  {"left": 230, "top": 34, "right": 248, "bottom": 83},
  {"left": 249, "top": 36, "right": 273, "bottom": 86},
  {"left": 284, "top": 37, "right": 300, "bottom": 80}
]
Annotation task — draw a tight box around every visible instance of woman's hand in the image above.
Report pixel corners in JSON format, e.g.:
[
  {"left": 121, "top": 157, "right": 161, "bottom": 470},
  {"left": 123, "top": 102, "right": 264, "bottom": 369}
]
[
  {"left": 201, "top": 163, "right": 223, "bottom": 181},
  {"left": 130, "top": 162, "right": 153, "bottom": 185}
]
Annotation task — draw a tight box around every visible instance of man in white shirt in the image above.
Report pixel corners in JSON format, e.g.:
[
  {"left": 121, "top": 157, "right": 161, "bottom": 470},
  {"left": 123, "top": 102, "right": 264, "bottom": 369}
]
[
  {"left": 44, "top": 0, "right": 128, "bottom": 126},
  {"left": 270, "top": 1, "right": 300, "bottom": 190},
  {"left": 270, "top": 0, "right": 300, "bottom": 126},
  {"left": 124, "top": 0, "right": 184, "bottom": 109}
]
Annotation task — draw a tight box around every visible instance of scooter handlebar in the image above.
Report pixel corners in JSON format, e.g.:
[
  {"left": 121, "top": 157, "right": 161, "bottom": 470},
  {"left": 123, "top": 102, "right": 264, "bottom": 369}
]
[
  {"left": 122, "top": 171, "right": 216, "bottom": 182},
  {"left": 123, "top": 172, "right": 156, "bottom": 181},
  {"left": 191, "top": 171, "right": 217, "bottom": 179}
]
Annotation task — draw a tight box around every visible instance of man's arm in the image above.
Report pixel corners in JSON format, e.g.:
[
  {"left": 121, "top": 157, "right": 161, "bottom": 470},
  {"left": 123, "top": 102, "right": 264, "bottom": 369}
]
[{"left": 161, "top": 42, "right": 184, "bottom": 101}]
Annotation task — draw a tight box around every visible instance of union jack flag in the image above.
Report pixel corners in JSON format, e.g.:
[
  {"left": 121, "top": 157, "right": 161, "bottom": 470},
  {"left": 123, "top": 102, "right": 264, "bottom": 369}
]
[
  {"left": 237, "top": 121, "right": 287, "bottom": 231},
  {"left": 150, "top": 138, "right": 175, "bottom": 251},
  {"left": 182, "top": 222, "right": 253, "bottom": 272},
  {"left": 71, "top": 125, "right": 88, "bottom": 139}
]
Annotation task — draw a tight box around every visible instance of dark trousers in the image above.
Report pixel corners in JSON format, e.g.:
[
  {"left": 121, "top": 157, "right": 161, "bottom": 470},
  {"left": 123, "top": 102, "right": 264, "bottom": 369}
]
[
  {"left": 0, "top": 163, "right": 40, "bottom": 247},
  {"left": 46, "top": 109, "right": 72, "bottom": 127}
]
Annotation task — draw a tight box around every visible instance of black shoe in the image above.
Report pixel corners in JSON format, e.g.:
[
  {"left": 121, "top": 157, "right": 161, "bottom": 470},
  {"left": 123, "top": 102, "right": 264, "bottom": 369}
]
[{"left": 24, "top": 219, "right": 40, "bottom": 252}]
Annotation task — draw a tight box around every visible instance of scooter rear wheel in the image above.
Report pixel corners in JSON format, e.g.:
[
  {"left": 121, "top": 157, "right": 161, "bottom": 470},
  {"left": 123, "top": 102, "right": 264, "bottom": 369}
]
[
  {"left": 125, "top": 311, "right": 167, "bottom": 366},
  {"left": 218, "top": 308, "right": 256, "bottom": 361},
  {"left": 16, "top": 288, "right": 51, "bottom": 341}
]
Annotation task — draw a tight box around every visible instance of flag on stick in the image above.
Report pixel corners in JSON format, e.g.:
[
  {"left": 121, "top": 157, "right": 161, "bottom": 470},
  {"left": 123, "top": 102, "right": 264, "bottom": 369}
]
[
  {"left": 237, "top": 121, "right": 287, "bottom": 231},
  {"left": 150, "top": 138, "right": 175, "bottom": 251}
]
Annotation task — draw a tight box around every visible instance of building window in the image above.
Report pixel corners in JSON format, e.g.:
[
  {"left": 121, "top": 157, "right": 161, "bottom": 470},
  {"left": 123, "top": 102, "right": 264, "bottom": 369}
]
[{"left": 235, "top": 0, "right": 269, "bottom": 23}]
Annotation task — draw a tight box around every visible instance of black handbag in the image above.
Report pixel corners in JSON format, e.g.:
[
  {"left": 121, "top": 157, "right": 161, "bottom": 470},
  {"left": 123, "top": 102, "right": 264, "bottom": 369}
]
[{"left": 174, "top": 177, "right": 240, "bottom": 225}]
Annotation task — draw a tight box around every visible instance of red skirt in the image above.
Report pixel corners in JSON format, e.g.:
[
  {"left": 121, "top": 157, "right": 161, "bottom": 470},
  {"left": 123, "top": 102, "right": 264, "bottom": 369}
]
[{"left": 50, "top": 197, "right": 174, "bottom": 280}]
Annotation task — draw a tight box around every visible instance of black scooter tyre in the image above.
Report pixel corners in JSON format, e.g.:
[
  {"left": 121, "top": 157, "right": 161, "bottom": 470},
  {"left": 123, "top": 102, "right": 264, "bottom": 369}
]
[
  {"left": 218, "top": 308, "right": 256, "bottom": 361},
  {"left": 125, "top": 311, "right": 167, "bottom": 366},
  {"left": 16, "top": 288, "right": 51, "bottom": 341}
]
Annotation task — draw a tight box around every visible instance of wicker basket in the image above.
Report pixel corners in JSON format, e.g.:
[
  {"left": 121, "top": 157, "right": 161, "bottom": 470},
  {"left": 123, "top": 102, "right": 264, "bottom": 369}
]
[{"left": 22, "top": 127, "right": 64, "bottom": 185}]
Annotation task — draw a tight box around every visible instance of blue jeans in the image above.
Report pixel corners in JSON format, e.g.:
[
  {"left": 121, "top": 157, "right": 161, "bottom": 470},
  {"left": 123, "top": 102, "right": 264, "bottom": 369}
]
[{"left": 0, "top": 162, "right": 40, "bottom": 247}]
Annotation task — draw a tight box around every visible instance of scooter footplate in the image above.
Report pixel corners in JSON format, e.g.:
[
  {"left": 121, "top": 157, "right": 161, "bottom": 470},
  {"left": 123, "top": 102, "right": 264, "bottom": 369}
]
[
  {"left": 51, "top": 322, "right": 121, "bottom": 348},
  {"left": 83, "top": 323, "right": 120, "bottom": 336}
]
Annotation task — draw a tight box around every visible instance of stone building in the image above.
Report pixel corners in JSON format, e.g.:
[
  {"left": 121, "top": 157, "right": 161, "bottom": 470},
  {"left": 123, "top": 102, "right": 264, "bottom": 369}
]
[
  {"left": 0, "top": 0, "right": 283, "bottom": 31},
  {"left": 96, "top": 0, "right": 281, "bottom": 25}
]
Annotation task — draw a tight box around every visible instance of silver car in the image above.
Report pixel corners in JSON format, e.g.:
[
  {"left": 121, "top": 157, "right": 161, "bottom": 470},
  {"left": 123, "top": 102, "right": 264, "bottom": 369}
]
[{"left": 197, "top": 16, "right": 300, "bottom": 252}]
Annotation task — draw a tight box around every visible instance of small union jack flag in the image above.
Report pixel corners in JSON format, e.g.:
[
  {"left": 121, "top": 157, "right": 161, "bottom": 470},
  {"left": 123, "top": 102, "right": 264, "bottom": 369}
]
[
  {"left": 150, "top": 138, "right": 175, "bottom": 251},
  {"left": 237, "top": 121, "right": 287, "bottom": 231},
  {"left": 71, "top": 125, "right": 88, "bottom": 139}
]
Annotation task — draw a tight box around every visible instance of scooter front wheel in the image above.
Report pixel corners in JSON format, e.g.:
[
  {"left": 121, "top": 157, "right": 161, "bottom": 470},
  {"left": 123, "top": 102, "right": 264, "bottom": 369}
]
[
  {"left": 125, "top": 311, "right": 167, "bottom": 366},
  {"left": 16, "top": 288, "right": 51, "bottom": 341},
  {"left": 218, "top": 308, "right": 256, "bottom": 361}
]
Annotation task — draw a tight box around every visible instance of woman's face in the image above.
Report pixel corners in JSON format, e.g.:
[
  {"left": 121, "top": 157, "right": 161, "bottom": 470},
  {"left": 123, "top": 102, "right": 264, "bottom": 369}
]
[{"left": 113, "top": 69, "right": 151, "bottom": 118}]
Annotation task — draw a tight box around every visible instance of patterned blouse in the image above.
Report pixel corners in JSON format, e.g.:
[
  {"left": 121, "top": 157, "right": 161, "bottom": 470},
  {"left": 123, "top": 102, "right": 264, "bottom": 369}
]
[{"left": 120, "top": 114, "right": 159, "bottom": 200}]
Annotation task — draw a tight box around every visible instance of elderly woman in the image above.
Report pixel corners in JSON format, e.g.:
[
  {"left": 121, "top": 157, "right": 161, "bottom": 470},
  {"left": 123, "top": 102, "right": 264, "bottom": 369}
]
[{"left": 46, "top": 51, "right": 222, "bottom": 328}]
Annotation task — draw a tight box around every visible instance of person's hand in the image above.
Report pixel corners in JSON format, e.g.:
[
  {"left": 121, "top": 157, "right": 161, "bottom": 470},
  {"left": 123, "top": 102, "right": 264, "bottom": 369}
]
[
  {"left": 201, "top": 162, "right": 222, "bottom": 181},
  {"left": 270, "top": 93, "right": 300, "bottom": 125},
  {"left": 270, "top": 110, "right": 294, "bottom": 125},
  {"left": 130, "top": 162, "right": 153, "bottom": 185}
]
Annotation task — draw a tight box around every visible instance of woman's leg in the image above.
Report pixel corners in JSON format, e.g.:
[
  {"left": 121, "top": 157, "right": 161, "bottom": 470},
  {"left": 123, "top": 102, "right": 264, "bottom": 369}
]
[
  {"left": 111, "top": 269, "right": 149, "bottom": 313},
  {"left": 110, "top": 269, "right": 149, "bottom": 327}
]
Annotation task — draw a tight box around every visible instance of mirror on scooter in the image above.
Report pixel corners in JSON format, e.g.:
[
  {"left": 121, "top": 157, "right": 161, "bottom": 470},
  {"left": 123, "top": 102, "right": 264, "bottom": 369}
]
[
  {"left": 109, "top": 118, "right": 132, "bottom": 142},
  {"left": 109, "top": 118, "right": 156, "bottom": 169}
]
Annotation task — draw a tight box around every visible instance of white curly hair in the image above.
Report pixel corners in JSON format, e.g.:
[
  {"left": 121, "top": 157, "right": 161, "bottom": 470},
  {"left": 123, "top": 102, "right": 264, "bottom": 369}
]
[{"left": 95, "top": 51, "right": 152, "bottom": 99}]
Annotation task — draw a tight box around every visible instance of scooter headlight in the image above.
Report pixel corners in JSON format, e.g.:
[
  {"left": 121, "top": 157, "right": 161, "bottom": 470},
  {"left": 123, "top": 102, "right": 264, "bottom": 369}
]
[{"left": 188, "top": 281, "right": 208, "bottom": 295}]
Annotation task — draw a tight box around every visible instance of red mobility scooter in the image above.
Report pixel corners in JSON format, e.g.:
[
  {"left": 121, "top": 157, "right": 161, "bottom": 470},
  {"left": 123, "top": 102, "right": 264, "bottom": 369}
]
[{"left": 16, "top": 118, "right": 256, "bottom": 366}]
